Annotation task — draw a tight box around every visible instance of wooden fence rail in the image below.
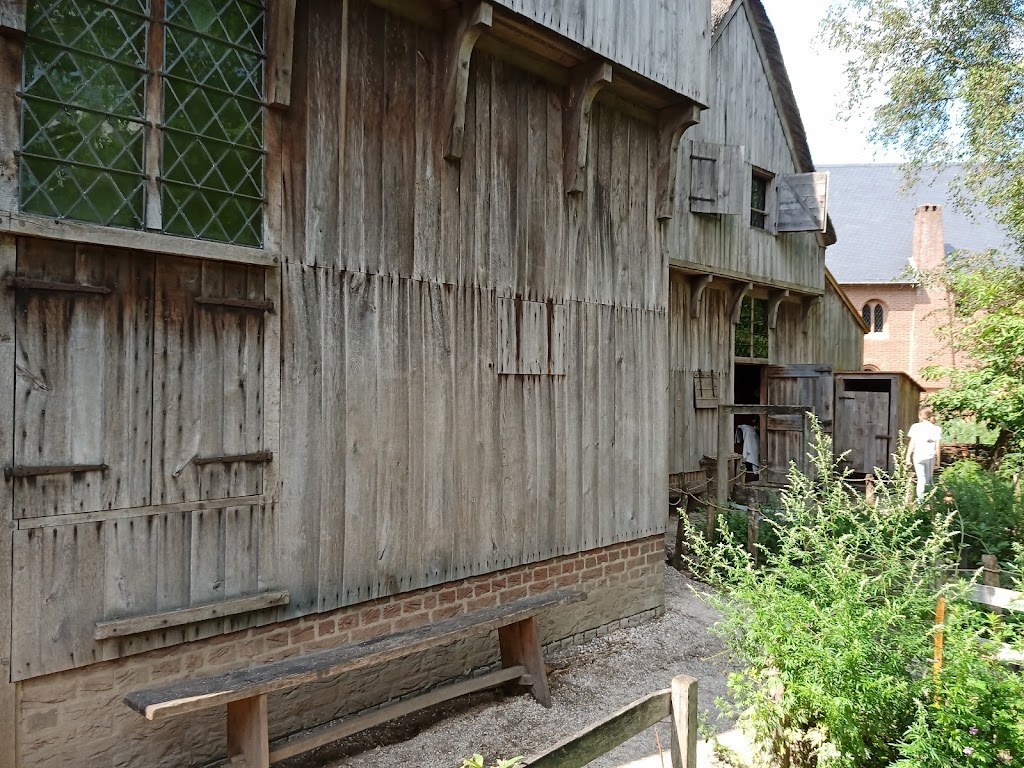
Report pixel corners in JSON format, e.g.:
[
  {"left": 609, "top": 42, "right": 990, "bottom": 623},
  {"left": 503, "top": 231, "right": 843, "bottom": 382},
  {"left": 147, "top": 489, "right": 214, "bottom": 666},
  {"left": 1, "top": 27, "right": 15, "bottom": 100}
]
[{"left": 522, "top": 675, "right": 698, "bottom": 768}]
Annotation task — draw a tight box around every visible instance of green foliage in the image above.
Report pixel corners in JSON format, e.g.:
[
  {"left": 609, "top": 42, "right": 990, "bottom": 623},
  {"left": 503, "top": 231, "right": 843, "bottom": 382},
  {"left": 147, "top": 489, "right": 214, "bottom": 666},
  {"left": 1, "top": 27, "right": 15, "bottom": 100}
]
[
  {"left": 941, "top": 419, "right": 1000, "bottom": 447},
  {"left": 823, "top": 0, "right": 1024, "bottom": 254},
  {"left": 894, "top": 605, "right": 1024, "bottom": 768},
  {"left": 918, "top": 252, "right": 1024, "bottom": 463},
  {"left": 684, "top": 424, "right": 992, "bottom": 768},
  {"left": 939, "top": 459, "right": 1024, "bottom": 567},
  {"left": 460, "top": 755, "right": 524, "bottom": 768}
]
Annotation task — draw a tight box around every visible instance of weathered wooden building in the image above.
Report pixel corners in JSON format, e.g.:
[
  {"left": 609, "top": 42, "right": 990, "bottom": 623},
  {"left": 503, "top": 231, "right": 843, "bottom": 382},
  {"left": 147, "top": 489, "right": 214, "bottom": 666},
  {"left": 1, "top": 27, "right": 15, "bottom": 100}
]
[
  {"left": 666, "top": 0, "right": 865, "bottom": 488},
  {"left": 0, "top": 1, "right": 717, "bottom": 766}
]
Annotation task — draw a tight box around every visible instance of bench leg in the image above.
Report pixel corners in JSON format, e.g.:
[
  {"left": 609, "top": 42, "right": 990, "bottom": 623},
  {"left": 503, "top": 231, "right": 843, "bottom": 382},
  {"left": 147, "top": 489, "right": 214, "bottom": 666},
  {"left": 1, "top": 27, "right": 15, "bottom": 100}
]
[
  {"left": 498, "top": 616, "right": 551, "bottom": 707},
  {"left": 227, "top": 694, "right": 270, "bottom": 768}
]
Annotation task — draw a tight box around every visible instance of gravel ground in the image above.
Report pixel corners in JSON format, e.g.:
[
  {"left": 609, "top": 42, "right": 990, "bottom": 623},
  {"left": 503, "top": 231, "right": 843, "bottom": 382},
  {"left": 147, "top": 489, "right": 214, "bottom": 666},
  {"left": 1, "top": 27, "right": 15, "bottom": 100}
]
[{"left": 291, "top": 566, "right": 744, "bottom": 768}]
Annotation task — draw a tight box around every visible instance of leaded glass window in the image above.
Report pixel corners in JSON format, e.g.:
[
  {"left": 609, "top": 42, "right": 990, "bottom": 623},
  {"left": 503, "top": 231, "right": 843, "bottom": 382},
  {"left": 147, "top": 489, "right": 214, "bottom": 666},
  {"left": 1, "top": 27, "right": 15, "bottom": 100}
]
[
  {"left": 750, "top": 171, "right": 770, "bottom": 229},
  {"left": 735, "top": 296, "right": 769, "bottom": 360},
  {"left": 862, "top": 301, "right": 885, "bottom": 334},
  {"left": 19, "top": 0, "right": 266, "bottom": 247}
]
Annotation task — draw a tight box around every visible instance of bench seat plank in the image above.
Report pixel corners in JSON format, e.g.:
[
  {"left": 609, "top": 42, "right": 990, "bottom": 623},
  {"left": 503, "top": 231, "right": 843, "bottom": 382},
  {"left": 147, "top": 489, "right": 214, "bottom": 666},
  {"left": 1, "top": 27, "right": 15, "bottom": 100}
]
[{"left": 125, "top": 588, "right": 585, "bottom": 720}]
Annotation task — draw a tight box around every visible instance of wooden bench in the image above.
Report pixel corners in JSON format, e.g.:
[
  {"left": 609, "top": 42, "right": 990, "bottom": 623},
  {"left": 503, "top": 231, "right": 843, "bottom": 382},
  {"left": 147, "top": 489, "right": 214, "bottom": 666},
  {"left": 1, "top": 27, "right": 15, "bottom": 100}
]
[
  {"left": 125, "top": 589, "right": 585, "bottom": 767},
  {"left": 967, "top": 582, "right": 1024, "bottom": 665}
]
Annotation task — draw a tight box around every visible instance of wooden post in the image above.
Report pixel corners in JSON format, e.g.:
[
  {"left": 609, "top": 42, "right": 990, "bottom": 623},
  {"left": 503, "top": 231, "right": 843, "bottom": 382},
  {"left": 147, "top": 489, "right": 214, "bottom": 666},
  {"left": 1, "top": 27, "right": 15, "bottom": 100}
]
[
  {"left": 933, "top": 596, "right": 946, "bottom": 687},
  {"left": 864, "top": 474, "right": 875, "bottom": 506},
  {"left": 982, "top": 554, "right": 1002, "bottom": 614},
  {"left": 747, "top": 500, "right": 760, "bottom": 566},
  {"left": 498, "top": 617, "right": 551, "bottom": 707},
  {"left": 669, "top": 675, "right": 698, "bottom": 768},
  {"left": 715, "top": 410, "right": 732, "bottom": 543},
  {"left": 226, "top": 695, "right": 271, "bottom": 768}
]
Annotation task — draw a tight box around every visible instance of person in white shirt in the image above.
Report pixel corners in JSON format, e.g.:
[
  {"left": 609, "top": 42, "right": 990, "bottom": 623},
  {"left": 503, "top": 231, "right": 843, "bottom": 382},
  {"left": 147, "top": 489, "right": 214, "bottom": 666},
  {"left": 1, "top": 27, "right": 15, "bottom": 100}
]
[{"left": 905, "top": 406, "right": 942, "bottom": 501}]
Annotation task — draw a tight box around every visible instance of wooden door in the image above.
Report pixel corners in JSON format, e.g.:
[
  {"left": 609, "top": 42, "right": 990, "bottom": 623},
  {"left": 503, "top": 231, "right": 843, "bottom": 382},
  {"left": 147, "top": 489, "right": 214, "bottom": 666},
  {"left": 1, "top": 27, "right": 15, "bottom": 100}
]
[
  {"left": 764, "top": 364, "right": 833, "bottom": 482},
  {"left": 836, "top": 390, "right": 892, "bottom": 475},
  {"left": 10, "top": 240, "right": 154, "bottom": 519}
]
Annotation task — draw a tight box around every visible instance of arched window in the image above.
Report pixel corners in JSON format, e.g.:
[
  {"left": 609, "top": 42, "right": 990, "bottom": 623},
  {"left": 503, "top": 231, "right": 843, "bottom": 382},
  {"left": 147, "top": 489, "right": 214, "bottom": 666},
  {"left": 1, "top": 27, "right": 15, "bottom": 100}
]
[{"left": 861, "top": 301, "right": 885, "bottom": 334}]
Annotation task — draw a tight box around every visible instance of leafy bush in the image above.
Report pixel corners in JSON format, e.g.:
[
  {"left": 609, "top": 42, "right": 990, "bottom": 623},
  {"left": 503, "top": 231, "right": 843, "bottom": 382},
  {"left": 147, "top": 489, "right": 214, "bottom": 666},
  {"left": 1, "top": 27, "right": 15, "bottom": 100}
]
[
  {"left": 684, "top": 424, "right": 1024, "bottom": 768},
  {"left": 939, "top": 459, "right": 1024, "bottom": 568}
]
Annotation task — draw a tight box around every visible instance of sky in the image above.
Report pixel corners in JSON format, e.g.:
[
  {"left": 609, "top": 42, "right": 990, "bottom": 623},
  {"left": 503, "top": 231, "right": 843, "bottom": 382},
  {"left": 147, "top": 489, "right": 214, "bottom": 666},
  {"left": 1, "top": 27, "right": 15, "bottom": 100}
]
[{"left": 758, "top": 0, "right": 903, "bottom": 165}]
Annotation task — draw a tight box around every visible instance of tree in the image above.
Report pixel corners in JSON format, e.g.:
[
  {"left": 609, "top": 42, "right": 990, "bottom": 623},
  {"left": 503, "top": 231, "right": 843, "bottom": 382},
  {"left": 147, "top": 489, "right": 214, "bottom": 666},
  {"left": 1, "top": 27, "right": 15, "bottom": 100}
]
[
  {"left": 920, "top": 252, "right": 1024, "bottom": 466},
  {"left": 823, "top": 0, "right": 1024, "bottom": 253}
]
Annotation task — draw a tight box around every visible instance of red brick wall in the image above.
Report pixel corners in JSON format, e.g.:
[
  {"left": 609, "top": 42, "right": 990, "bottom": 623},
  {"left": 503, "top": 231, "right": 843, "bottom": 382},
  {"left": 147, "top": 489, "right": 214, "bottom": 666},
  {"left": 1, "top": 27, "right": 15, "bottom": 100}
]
[
  {"left": 15, "top": 537, "right": 665, "bottom": 768},
  {"left": 842, "top": 283, "right": 955, "bottom": 391}
]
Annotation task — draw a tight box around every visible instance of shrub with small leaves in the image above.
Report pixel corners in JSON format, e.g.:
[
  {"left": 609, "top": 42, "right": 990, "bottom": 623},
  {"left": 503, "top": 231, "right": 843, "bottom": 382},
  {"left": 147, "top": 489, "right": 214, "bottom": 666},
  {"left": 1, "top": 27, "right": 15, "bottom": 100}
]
[{"left": 460, "top": 755, "right": 524, "bottom": 768}]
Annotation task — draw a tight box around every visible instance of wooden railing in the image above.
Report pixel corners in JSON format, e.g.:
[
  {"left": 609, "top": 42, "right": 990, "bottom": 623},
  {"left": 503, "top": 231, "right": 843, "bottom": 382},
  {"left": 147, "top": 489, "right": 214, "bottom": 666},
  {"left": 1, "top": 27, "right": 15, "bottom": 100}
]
[{"left": 522, "top": 675, "right": 698, "bottom": 768}]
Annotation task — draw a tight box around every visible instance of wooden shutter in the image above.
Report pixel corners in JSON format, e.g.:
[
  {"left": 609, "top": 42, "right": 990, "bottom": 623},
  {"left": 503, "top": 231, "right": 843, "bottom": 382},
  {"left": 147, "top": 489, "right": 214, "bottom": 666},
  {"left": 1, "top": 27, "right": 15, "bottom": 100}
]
[
  {"left": 764, "top": 364, "right": 833, "bottom": 481},
  {"left": 9, "top": 240, "right": 154, "bottom": 518},
  {"left": 153, "top": 257, "right": 269, "bottom": 504},
  {"left": 497, "top": 298, "right": 566, "bottom": 375},
  {"left": 689, "top": 141, "right": 746, "bottom": 215},
  {"left": 775, "top": 172, "right": 829, "bottom": 232}
]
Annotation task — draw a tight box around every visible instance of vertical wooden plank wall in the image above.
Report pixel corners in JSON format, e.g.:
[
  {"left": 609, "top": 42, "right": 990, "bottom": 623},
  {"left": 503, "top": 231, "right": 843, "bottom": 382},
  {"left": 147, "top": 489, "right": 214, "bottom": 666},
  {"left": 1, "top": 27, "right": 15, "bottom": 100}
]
[
  {"left": 0, "top": 235, "right": 17, "bottom": 768},
  {"left": 274, "top": 0, "right": 668, "bottom": 615}
]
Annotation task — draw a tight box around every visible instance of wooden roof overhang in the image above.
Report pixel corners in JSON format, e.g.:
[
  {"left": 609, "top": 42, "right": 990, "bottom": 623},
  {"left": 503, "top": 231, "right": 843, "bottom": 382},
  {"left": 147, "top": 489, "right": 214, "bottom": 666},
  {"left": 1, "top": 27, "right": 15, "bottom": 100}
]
[{"left": 369, "top": 0, "right": 706, "bottom": 218}]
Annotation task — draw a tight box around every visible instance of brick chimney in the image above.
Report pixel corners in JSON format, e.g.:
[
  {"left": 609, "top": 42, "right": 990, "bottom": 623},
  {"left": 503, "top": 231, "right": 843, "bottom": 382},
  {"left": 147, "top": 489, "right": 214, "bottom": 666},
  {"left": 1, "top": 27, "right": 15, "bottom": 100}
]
[{"left": 912, "top": 204, "right": 946, "bottom": 272}]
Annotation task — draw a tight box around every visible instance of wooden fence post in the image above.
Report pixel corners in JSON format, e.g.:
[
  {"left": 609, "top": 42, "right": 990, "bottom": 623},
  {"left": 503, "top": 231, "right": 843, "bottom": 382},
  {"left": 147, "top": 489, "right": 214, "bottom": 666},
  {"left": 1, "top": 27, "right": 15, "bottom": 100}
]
[
  {"left": 747, "top": 501, "right": 760, "bottom": 566},
  {"left": 864, "top": 474, "right": 875, "bottom": 506},
  {"left": 982, "top": 554, "right": 1002, "bottom": 614},
  {"left": 670, "top": 675, "right": 698, "bottom": 768}
]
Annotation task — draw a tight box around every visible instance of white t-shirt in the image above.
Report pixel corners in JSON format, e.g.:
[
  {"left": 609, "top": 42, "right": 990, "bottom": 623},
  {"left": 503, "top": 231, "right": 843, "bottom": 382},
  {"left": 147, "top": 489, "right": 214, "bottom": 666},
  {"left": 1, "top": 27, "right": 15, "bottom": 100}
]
[{"left": 908, "top": 420, "right": 942, "bottom": 462}]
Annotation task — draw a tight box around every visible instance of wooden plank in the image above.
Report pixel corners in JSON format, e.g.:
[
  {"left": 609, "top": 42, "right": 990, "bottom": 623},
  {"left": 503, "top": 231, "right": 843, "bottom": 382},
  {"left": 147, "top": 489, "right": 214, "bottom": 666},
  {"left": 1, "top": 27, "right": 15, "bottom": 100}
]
[
  {"left": 967, "top": 584, "right": 1024, "bottom": 613},
  {"left": 498, "top": 616, "right": 550, "bottom": 706},
  {"left": 269, "top": 666, "right": 528, "bottom": 762},
  {"left": 268, "top": 0, "right": 297, "bottom": 108},
  {"left": 523, "top": 688, "right": 671, "bottom": 768},
  {"left": 226, "top": 694, "right": 270, "bottom": 768},
  {"left": 1, "top": 213, "right": 280, "bottom": 267},
  {"left": 670, "top": 675, "right": 698, "bottom": 768},
  {"left": 0, "top": 5, "right": 22, "bottom": 215},
  {"left": 0, "top": 0, "right": 26, "bottom": 35},
  {"left": 94, "top": 590, "right": 290, "bottom": 640},
  {"left": 125, "top": 589, "right": 585, "bottom": 720},
  {"left": 16, "top": 494, "right": 262, "bottom": 530},
  {"left": 0, "top": 235, "right": 16, "bottom": 768}
]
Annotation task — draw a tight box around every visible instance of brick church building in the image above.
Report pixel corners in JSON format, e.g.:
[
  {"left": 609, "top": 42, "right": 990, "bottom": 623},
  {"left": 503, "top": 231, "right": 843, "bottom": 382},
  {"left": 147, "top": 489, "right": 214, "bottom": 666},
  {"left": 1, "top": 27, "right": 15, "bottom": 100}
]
[{"left": 823, "top": 165, "right": 1013, "bottom": 392}]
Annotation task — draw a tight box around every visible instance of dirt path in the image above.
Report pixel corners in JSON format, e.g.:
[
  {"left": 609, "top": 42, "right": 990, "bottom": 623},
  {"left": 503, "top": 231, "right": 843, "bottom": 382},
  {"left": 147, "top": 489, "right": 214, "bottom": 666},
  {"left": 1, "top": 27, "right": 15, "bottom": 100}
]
[{"left": 289, "top": 567, "right": 742, "bottom": 768}]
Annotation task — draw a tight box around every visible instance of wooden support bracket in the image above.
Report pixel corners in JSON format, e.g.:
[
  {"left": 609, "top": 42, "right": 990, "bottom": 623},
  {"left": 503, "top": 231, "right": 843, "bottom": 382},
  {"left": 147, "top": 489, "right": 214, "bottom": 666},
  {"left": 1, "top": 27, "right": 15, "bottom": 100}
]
[
  {"left": 688, "top": 274, "right": 713, "bottom": 319},
  {"left": 801, "top": 295, "right": 821, "bottom": 334},
  {"left": 729, "top": 282, "right": 754, "bottom": 325},
  {"left": 498, "top": 616, "right": 550, "bottom": 707},
  {"left": 656, "top": 102, "right": 702, "bottom": 220},
  {"left": 563, "top": 60, "right": 612, "bottom": 194},
  {"left": 767, "top": 289, "right": 789, "bottom": 330},
  {"left": 268, "top": 0, "right": 297, "bottom": 109},
  {"left": 441, "top": 1, "right": 493, "bottom": 162},
  {"left": 227, "top": 695, "right": 270, "bottom": 768}
]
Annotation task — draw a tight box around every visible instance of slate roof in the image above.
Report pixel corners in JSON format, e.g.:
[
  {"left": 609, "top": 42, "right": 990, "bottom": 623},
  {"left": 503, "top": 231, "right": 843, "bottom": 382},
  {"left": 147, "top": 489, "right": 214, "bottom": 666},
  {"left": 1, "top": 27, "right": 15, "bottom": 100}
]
[{"left": 823, "top": 164, "right": 1015, "bottom": 283}]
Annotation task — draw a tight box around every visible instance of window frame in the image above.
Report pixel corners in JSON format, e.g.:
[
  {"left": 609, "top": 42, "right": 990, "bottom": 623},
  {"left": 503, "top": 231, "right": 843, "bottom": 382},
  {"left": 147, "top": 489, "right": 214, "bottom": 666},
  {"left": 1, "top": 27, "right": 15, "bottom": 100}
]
[
  {"left": 861, "top": 300, "right": 887, "bottom": 335},
  {"left": 0, "top": 0, "right": 292, "bottom": 266},
  {"left": 735, "top": 295, "right": 771, "bottom": 362},
  {"left": 750, "top": 167, "right": 773, "bottom": 231}
]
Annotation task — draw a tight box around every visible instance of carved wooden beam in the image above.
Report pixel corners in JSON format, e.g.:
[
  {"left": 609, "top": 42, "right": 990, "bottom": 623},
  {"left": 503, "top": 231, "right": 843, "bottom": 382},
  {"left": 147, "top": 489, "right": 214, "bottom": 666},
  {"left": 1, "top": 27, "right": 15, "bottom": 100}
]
[
  {"left": 801, "top": 295, "right": 822, "bottom": 334},
  {"left": 656, "top": 102, "right": 702, "bottom": 220},
  {"left": 729, "top": 282, "right": 754, "bottom": 325},
  {"left": 268, "top": 0, "right": 297, "bottom": 109},
  {"left": 563, "top": 60, "right": 612, "bottom": 194},
  {"left": 0, "top": 0, "right": 26, "bottom": 37},
  {"left": 441, "top": 1, "right": 493, "bottom": 162},
  {"left": 688, "top": 274, "right": 713, "bottom": 319},
  {"left": 767, "top": 289, "right": 790, "bottom": 330}
]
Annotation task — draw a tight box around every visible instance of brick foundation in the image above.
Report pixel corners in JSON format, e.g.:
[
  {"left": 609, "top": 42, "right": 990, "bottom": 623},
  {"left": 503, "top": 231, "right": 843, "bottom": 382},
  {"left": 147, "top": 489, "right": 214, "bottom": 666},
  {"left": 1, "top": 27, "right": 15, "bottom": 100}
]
[{"left": 15, "top": 536, "right": 665, "bottom": 768}]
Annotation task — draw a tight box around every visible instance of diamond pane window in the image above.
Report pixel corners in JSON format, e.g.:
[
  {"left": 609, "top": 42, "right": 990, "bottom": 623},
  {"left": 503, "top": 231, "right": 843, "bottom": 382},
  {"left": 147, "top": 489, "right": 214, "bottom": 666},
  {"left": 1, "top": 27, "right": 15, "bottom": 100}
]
[
  {"left": 735, "top": 297, "right": 770, "bottom": 360},
  {"left": 18, "top": 0, "right": 266, "bottom": 247},
  {"left": 162, "top": 0, "right": 266, "bottom": 246},
  {"left": 20, "top": 0, "right": 149, "bottom": 228}
]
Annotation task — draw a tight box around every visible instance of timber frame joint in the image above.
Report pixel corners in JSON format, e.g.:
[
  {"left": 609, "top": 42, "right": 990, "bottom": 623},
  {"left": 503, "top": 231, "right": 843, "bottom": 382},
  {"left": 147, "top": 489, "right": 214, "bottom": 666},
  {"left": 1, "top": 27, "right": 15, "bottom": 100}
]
[
  {"left": 801, "top": 295, "right": 821, "bottom": 334},
  {"left": 688, "top": 274, "right": 713, "bottom": 319},
  {"left": 656, "top": 102, "right": 702, "bottom": 220},
  {"left": 441, "top": 1, "right": 493, "bottom": 162},
  {"left": 563, "top": 60, "right": 613, "bottom": 194},
  {"left": 767, "top": 289, "right": 789, "bottom": 330},
  {"left": 729, "top": 282, "right": 754, "bottom": 325}
]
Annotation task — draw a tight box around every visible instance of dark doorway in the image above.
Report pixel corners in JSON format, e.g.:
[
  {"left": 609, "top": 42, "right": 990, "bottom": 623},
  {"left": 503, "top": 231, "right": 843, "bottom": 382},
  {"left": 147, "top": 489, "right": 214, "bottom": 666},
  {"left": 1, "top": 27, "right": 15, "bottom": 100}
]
[{"left": 734, "top": 364, "right": 765, "bottom": 481}]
